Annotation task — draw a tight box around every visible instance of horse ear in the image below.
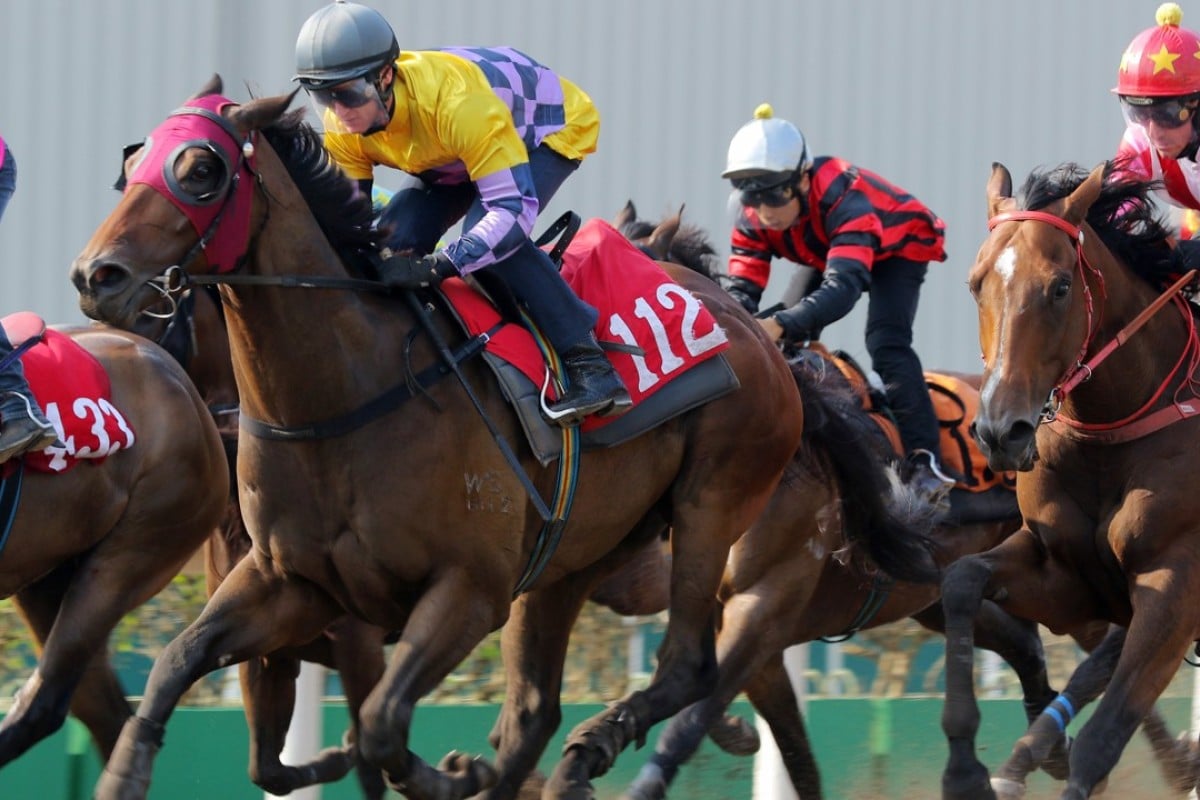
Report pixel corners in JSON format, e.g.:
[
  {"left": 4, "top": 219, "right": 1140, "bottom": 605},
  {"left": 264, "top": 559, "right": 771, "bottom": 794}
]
[
  {"left": 613, "top": 200, "right": 636, "bottom": 231},
  {"left": 986, "top": 162, "right": 1013, "bottom": 218},
  {"left": 191, "top": 74, "right": 224, "bottom": 100},
  {"left": 645, "top": 205, "right": 683, "bottom": 261},
  {"left": 1062, "top": 162, "right": 1106, "bottom": 227},
  {"left": 231, "top": 90, "right": 299, "bottom": 134}
]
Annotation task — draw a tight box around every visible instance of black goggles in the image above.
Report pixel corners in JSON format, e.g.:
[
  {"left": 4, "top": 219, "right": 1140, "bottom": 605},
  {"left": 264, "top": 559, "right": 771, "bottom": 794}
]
[
  {"left": 738, "top": 182, "right": 796, "bottom": 209},
  {"left": 307, "top": 78, "right": 377, "bottom": 110},
  {"left": 1121, "top": 97, "right": 1198, "bottom": 130}
]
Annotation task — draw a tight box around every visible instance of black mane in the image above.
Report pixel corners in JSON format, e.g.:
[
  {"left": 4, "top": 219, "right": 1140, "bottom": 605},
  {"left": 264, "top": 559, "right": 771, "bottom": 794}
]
[
  {"left": 1016, "top": 162, "right": 1174, "bottom": 287},
  {"left": 616, "top": 217, "right": 719, "bottom": 278},
  {"left": 258, "top": 108, "right": 384, "bottom": 271}
]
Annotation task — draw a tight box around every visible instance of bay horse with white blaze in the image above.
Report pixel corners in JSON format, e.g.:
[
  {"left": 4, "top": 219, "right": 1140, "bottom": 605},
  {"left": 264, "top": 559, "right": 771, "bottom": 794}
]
[
  {"left": 941, "top": 161, "right": 1200, "bottom": 800},
  {"left": 0, "top": 322, "right": 227, "bottom": 769},
  {"left": 67, "top": 76, "right": 853, "bottom": 800}
]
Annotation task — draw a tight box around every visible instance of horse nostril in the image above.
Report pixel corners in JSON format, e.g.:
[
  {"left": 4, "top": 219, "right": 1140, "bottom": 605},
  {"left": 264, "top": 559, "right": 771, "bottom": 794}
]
[{"left": 81, "top": 260, "right": 133, "bottom": 292}]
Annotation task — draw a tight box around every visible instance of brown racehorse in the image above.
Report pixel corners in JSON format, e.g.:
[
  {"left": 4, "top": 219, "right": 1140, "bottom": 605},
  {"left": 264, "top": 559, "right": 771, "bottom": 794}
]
[
  {"left": 70, "top": 77, "right": 931, "bottom": 800},
  {"left": 611, "top": 203, "right": 1077, "bottom": 800},
  {"left": 613, "top": 202, "right": 1200, "bottom": 799},
  {"left": 939, "top": 161, "right": 1200, "bottom": 800},
  {"left": 0, "top": 324, "right": 227, "bottom": 769},
  {"left": 128, "top": 283, "right": 675, "bottom": 800}
]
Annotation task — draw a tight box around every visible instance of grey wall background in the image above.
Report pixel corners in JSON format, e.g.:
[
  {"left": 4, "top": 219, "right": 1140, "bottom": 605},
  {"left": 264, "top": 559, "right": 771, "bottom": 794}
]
[{"left": 0, "top": 1, "right": 1161, "bottom": 372}]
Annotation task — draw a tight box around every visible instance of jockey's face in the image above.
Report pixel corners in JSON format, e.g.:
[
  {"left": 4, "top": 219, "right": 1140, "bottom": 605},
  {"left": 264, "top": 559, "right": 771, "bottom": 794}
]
[
  {"left": 746, "top": 173, "right": 808, "bottom": 230},
  {"left": 307, "top": 68, "right": 393, "bottom": 135},
  {"left": 1122, "top": 95, "right": 1199, "bottom": 159}
]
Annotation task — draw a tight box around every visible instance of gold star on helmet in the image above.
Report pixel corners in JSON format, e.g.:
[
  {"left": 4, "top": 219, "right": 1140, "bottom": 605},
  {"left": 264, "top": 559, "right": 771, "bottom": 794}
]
[
  {"left": 1121, "top": 49, "right": 1138, "bottom": 72},
  {"left": 1149, "top": 43, "right": 1182, "bottom": 74}
]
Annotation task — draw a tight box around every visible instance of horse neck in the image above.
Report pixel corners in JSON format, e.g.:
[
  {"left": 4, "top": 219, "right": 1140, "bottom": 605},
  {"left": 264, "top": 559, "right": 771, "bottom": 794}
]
[
  {"left": 1062, "top": 241, "right": 1192, "bottom": 421},
  {"left": 187, "top": 288, "right": 238, "bottom": 411},
  {"left": 219, "top": 219, "right": 409, "bottom": 426}
]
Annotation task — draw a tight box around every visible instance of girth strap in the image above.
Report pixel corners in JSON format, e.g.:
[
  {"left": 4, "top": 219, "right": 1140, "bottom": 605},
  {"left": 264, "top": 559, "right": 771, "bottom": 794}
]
[
  {"left": 819, "top": 573, "right": 894, "bottom": 643},
  {"left": 239, "top": 323, "right": 499, "bottom": 441},
  {"left": 0, "top": 463, "right": 25, "bottom": 560}
]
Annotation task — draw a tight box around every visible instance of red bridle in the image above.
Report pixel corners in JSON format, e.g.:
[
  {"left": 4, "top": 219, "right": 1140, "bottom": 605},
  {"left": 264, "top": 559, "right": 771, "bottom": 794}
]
[
  {"left": 986, "top": 209, "right": 1199, "bottom": 441},
  {"left": 986, "top": 210, "right": 1103, "bottom": 419}
]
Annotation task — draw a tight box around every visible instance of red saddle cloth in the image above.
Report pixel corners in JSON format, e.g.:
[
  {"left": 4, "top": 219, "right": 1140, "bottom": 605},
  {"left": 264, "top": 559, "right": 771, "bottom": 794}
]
[
  {"left": 441, "top": 218, "right": 731, "bottom": 431},
  {"left": 1, "top": 312, "right": 136, "bottom": 473}
]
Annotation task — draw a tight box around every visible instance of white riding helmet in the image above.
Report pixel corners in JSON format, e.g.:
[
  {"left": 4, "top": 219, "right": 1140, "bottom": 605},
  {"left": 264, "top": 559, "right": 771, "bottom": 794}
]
[{"left": 722, "top": 103, "right": 809, "bottom": 187}]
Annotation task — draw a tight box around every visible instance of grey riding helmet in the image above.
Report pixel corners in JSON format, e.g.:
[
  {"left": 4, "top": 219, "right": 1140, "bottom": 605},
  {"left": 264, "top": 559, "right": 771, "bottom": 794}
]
[{"left": 294, "top": 1, "right": 400, "bottom": 90}]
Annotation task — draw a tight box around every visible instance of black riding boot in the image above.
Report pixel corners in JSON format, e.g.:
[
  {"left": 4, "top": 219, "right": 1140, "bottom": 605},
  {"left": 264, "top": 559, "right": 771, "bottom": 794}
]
[{"left": 543, "top": 334, "right": 633, "bottom": 427}]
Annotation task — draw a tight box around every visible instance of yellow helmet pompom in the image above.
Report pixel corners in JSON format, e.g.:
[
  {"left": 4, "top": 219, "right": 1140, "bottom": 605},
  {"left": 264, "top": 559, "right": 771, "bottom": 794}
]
[
  {"left": 1157, "top": 2, "right": 1184, "bottom": 27},
  {"left": 753, "top": 103, "right": 774, "bottom": 120}
]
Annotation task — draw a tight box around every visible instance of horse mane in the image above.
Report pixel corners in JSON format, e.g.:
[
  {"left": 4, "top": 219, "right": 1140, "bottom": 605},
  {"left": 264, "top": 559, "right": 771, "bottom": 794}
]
[
  {"left": 254, "top": 105, "right": 385, "bottom": 271},
  {"left": 1016, "top": 162, "right": 1175, "bottom": 287},
  {"left": 615, "top": 214, "right": 719, "bottom": 278}
]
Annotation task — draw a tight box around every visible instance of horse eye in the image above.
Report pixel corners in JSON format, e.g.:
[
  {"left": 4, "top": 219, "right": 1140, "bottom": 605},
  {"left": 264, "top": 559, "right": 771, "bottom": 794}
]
[{"left": 1051, "top": 277, "right": 1071, "bottom": 301}]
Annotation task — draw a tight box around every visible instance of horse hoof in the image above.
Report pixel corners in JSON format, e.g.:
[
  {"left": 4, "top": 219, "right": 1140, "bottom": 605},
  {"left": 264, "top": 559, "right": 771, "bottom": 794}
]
[
  {"left": 990, "top": 776, "right": 1025, "bottom": 799},
  {"left": 621, "top": 762, "right": 667, "bottom": 800},
  {"left": 1039, "top": 733, "right": 1072, "bottom": 781},
  {"left": 707, "top": 713, "right": 761, "bottom": 756},
  {"left": 438, "top": 750, "right": 498, "bottom": 794}
]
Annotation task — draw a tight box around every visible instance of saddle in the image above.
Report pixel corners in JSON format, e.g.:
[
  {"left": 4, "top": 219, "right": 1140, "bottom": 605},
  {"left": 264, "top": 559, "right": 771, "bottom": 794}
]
[
  {"left": 433, "top": 218, "right": 741, "bottom": 464},
  {"left": 794, "top": 343, "right": 1018, "bottom": 524}
]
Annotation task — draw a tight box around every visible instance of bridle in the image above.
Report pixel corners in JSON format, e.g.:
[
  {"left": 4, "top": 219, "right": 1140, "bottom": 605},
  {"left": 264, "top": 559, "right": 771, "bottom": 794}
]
[{"left": 987, "top": 209, "right": 1199, "bottom": 441}]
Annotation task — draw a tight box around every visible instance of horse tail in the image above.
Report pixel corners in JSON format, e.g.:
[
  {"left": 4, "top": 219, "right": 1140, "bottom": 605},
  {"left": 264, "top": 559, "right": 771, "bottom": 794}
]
[{"left": 791, "top": 361, "right": 943, "bottom": 585}]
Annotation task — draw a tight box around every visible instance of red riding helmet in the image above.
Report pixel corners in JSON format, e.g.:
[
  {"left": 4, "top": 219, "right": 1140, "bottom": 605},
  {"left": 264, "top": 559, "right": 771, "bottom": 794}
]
[{"left": 1115, "top": 2, "right": 1200, "bottom": 97}]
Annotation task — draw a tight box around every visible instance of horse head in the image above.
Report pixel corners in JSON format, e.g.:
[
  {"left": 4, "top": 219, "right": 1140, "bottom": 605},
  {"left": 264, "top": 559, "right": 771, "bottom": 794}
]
[
  {"left": 968, "top": 162, "right": 1105, "bottom": 471},
  {"left": 70, "top": 76, "right": 304, "bottom": 329},
  {"left": 969, "top": 159, "right": 1181, "bottom": 472}
]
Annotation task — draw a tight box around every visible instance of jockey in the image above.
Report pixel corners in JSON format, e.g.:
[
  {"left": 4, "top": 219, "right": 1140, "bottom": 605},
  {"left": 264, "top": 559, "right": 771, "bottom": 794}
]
[
  {"left": 0, "top": 133, "right": 61, "bottom": 463},
  {"left": 720, "top": 104, "right": 955, "bottom": 496},
  {"left": 293, "top": 0, "right": 630, "bottom": 427},
  {"left": 1114, "top": 3, "right": 1200, "bottom": 270}
]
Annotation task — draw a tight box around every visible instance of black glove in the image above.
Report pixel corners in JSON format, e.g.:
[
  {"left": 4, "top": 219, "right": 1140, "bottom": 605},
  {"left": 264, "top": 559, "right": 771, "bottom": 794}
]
[
  {"left": 377, "top": 251, "right": 459, "bottom": 289},
  {"left": 718, "top": 275, "right": 764, "bottom": 314},
  {"left": 1172, "top": 238, "right": 1200, "bottom": 273}
]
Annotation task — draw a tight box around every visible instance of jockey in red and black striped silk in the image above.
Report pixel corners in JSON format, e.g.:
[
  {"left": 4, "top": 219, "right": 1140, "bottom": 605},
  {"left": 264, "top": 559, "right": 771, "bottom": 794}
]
[{"left": 720, "top": 103, "right": 953, "bottom": 495}]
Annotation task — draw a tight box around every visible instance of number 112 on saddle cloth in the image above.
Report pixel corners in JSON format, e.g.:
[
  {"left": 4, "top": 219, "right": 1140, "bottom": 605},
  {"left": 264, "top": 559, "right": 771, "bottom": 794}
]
[{"left": 444, "top": 219, "right": 732, "bottom": 432}]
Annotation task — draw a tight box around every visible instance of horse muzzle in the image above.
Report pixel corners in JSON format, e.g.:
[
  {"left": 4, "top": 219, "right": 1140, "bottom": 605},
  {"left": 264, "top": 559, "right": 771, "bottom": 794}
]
[
  {"left": 969, "top": 417, "right": 1038, "bottom": 472},
  {"left": 70, "top": 257, "right": 140, "bottom": 327}
]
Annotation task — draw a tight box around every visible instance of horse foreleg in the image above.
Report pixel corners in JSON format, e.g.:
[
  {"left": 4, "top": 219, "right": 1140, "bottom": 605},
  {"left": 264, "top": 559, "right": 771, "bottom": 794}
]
[
  {"left": 0, "top": 573, "right": 129, "bottom": 765},
  {"left": 991, "top": 625, "right": 1124, "bottom": 796},
  {"left": 1140, "top": 705, "right": 1200, "bottom": 793},
  {"left": 479, "top": 581, "right": 591, "bottom": 800},
  {"left": 1060, "top": 579, "right": 1200, "bottom": 799},
  {"left": 0, "top": 555, "right": 169, "bottom": 767},
  {"left": 328, "top": 618, "right": 389, "bottom": 800},
  {"left": 355, "top": 568, "right": 502, "bottom": 800},
  {"left": 95, "top": 556, "right": 342, "bottom": 800},
  {"left": 550, "top": 512, "right": 742, "bottom": 796},
  {"left": 940, "top": 553, "right": 1000, "bottom": 800},
  {"left": 744, "top": 653, "right": 823, "bottom": 799}
]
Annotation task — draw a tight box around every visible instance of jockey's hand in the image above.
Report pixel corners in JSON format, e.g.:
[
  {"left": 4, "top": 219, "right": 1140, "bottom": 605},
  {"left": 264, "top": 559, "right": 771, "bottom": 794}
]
[
  {"left": 378, "top": 251, "right": 459, "bottom": 289},
  {"left": 757, "top": 316, "right": 784, "bottom": 343}
]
